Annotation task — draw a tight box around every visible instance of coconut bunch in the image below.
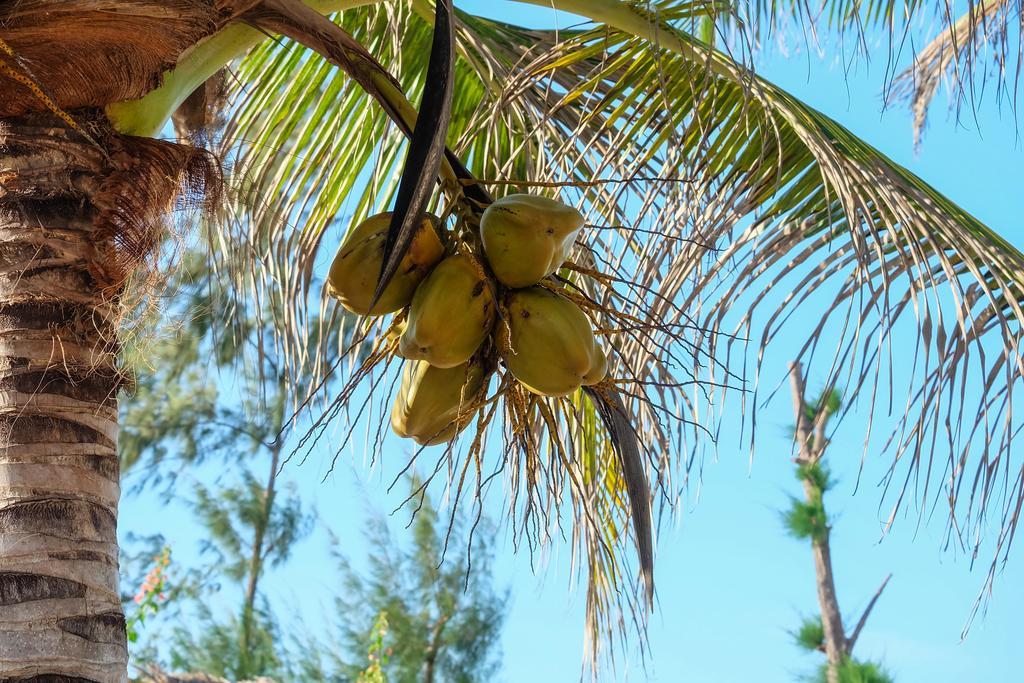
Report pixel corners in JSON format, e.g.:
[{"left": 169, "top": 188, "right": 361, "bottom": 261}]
[
  {"left": 326, "top": 193, "right": 618, "bottom": 448},
  {"left": 317, "top": 186, "right": 686, "bottom": 651}
]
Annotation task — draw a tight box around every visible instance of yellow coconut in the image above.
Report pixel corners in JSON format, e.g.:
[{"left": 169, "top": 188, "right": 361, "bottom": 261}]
[
  {"left": 327, "top": 212, "right": 445, "bottom": 315},
  {"left": 479, "top": 194, "right": 585, "bottom": 288},
  {"left": 399, "top": 255, "right": 496, "bottom": 368},
  {"left": 499, "top": 287, "right": 607, "bottom": 396},
  {"left": 390, "top": 359, "right": 487, "bottom": 446}
]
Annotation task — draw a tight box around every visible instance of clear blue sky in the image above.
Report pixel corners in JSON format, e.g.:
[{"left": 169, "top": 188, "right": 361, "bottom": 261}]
[{"left": 121, "top": 3, "right": 1021, "bottom": 681}]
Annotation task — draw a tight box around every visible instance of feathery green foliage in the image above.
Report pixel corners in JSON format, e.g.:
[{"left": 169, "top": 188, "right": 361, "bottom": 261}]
[
  {"left": 811, "top": 658, "right": 895, "bottom": 683},
  {"left": 293, "top": 482, "right": 507, "bottom": 683},
  {"left": 794, "top": 616, "right": 825, "bottom": 653},
  {"left": 120, "top": 255, "right": 245, "bottom": 490},
  {"left": 798, "top": 462, "right": 833, "bottom": 495},
  {"left": 120, "top": 247, "right": 328, "bottom": 673},
  {"left": 808, "top": 390, "right": 842, "bottom": 424},
  {"left": 784, "top": 496, "right": 829, "bottom": 542},
  {"left": 193, "top": 474, "right": 313, "bottom": 584},
  {"left": 169, "top": 601, "right": 284, "bottom": 681}
]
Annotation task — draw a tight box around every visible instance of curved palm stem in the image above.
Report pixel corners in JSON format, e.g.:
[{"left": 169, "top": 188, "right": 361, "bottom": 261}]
[
  {"left": 106, "top": 0, "right": 720, "bottom": 135},
  {"left": 106, "top": 0, "right": 371, "bottom": 136}
]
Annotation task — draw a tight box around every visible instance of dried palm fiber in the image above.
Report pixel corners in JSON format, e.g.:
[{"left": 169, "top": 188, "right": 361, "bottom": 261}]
[
  {"left": 1, "top": 110, "right": 221, "bottom": 292},
  {"left": 0, "top": 0, "right": 251, "bottom": 118},
  {"left": 171, "top": 69, "right": 230, "bottom": 143}
]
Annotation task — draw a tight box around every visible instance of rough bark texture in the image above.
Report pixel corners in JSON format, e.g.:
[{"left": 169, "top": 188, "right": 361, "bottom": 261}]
[
  {"left": 803, "top": 484, "right": 847, "bottom": 680},
  {"left": 0, "top": 2, "right": 224, "bottom": 679},
  {"left": 0, "top": 113, "right": 214, "bottom": 681},
  {"left": 0, "top": 120, "right": 126, "bottom": 681}
]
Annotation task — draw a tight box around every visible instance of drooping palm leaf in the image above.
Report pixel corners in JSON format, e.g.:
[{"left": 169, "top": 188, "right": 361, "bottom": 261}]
[
  {"left": 888, "top": 0, "right": 1018, "bottom": 146},
  {"left": 728, "top": 0, "right": 1022, "bottom": 144},
  {"left": 497, "top": 0, "right": 1024, "bottom": 559}
]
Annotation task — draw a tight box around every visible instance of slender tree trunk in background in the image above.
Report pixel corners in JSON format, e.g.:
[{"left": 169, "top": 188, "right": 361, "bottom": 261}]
[
  {"left": 241, "top": 438, "right": 281, "bottom": 660},
  {"left": 789, "top": 363, "right": 846, "bottom": 683},
  {"left": 243, "top": 431, "right": 284, "bottom": 612},
  {"left": 240, "top": 383, "right": 289, "bottom": 663},
  {"left": 788, "top": 362, "right": 892, "bottom": 682},
  {"left": 0, "top": 120, "right": 126, "bottom": 680},
  {"left": 803, "top": 489, "right": 846, "bottom": 681},
  {"left": 422, "top": 614, "right": 448, "bottom": 683}
]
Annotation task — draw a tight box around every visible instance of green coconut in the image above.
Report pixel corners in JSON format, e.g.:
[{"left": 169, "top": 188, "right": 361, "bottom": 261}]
[
  {"left": 479, "top": 194, "right": 585, "bottom": 288},
  {"left": 499, "top": 287, "right": 608, "bottom": 396},
  {"left": 399, "top": 254, "right": 496, "bottom": 368},
  {"left": 327, "top": 212, "right": 445, "bottom": 315},
  {"left": 390, "top": 359, "right": 487, "bottom": 446}
]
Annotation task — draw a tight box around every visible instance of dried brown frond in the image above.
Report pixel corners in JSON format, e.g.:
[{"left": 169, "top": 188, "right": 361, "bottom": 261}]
[
  {"left": 887, "top": 0, "right": 1016, "bottom": 148},
  {"left": 95, "top": 131, "right": 222, "bottom": 291}
]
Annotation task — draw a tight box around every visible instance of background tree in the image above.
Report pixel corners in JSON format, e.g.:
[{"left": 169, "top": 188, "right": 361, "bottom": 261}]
[
  {"left": 295, "top": 482, "right": 507, "bottom": 683},
  {"left": 119, "top": 248, "right": 507, "bottom": 682},
  {"left": 786, "top": 363, "right": 894, "bottom": 683},
  {"left": 120, "top": 250, "right": 320, "bottom": 677},
  {"left": 164, "top": 472, "right": 311, "bottom": 680}
]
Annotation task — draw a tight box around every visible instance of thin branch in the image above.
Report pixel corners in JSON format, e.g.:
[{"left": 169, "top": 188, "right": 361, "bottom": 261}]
[
  {"left": 789, "top": 361, "right": 811, "bottom": 463},
  {"left": 846, "top": 573, "right": 893, "bottom": 654}
]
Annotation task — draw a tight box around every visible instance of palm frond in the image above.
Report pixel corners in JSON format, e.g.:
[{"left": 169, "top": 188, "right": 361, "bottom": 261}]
[
  {"left": 887, "top": 0, "right": 1018, "bottom": 146},
  {"left": 518, "top": 2, "right": 1024, "bottom": 607},
  {"left": 722, "top": 0, "right": 1022, "bottom": 144},
  {"left": 552, "top": 1, "right": 1024, "bottom": 557}
]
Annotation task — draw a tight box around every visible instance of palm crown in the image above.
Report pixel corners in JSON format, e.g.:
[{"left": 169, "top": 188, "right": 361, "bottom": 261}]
[
  {"left": 196, "top": 0, "right": 1024, "bottom": 661},
  {"left": 0, "top": 0, "right": 1022, "bottom": 677}
]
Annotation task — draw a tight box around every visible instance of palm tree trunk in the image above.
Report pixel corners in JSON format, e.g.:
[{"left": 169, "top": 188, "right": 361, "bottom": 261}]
[{"left": 0, "top": 120, "right": 126, "bottom": 680}]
